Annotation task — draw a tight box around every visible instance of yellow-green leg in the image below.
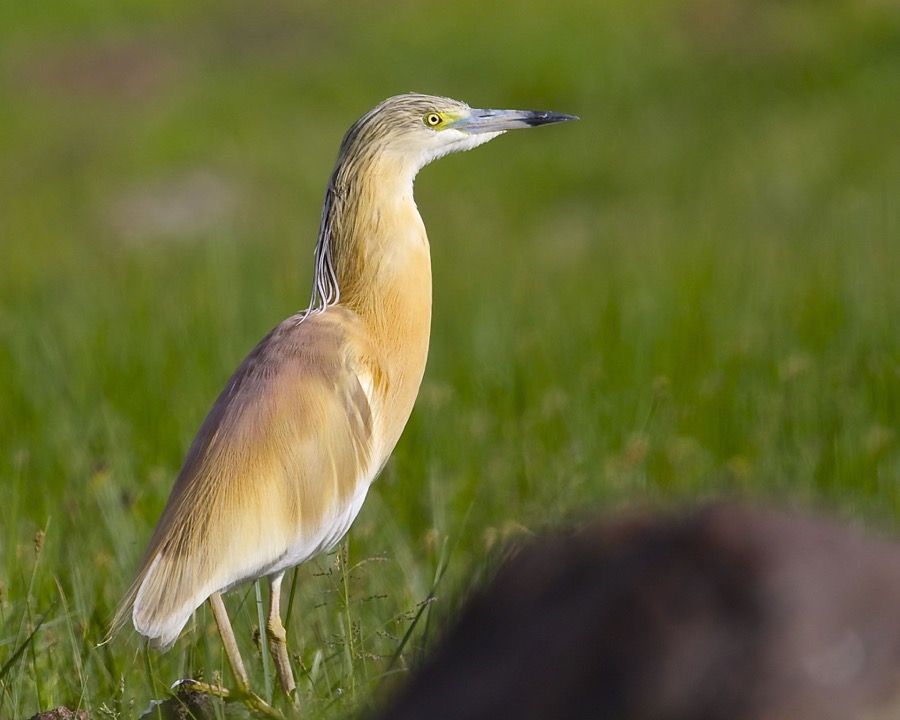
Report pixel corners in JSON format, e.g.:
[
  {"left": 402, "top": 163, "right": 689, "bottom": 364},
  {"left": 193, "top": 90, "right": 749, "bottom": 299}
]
[
  {"left": 267, "top": 572, "right": 297, "bottom": 697},
  {"left": 202, "top": 591, "right": 285, "bottom": 719},
  {"left": 209, "top": 591, "right": 250, "bottom": 692}
]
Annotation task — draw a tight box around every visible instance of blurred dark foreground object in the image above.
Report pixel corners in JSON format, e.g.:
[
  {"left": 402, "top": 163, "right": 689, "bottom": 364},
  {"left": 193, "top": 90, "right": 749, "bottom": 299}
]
[
  {"left": 28, "top": 709, "right": 88, "bottom": 720},
  {"left": 375, "top": 504, "right": 900, "bottom": 720}
]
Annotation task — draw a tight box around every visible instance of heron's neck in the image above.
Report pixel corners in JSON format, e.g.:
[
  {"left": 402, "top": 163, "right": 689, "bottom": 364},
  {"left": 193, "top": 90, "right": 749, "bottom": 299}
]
[
  {"left": 311, "top": 156, "right": 431, "bottom": 350},
  {"left": 312, "top": 157, "right": 432, "bottom": 445},
  {"left": 322, "top": 160, "right": 427, "bottom": 302}
]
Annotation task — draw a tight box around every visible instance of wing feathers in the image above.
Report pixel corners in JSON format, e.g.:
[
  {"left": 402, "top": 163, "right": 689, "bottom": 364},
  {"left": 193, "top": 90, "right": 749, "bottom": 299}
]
[{"left": 113, "top": 309, "right": 381, "bottom": 647}]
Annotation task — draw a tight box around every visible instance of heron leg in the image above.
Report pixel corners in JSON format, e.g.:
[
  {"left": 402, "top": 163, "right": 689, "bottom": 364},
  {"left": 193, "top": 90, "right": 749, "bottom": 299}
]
[
  {"left": 267, "top": 571, "right": 297, "bottom": 697},
  {"left": 209, "top": 591, "right": 250, "bottom": 693}
]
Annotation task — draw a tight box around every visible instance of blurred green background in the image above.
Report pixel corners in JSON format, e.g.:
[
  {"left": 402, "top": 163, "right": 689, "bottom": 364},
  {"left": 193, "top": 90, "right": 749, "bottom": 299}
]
[{"left": 2, "top": 0, "right": 899, "bottom": 716}]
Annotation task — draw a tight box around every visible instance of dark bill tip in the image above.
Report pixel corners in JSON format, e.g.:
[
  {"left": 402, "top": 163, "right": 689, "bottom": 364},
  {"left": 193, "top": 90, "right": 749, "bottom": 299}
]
[{"left": 522, "top": 111, "right": 580, "bottom": 127}]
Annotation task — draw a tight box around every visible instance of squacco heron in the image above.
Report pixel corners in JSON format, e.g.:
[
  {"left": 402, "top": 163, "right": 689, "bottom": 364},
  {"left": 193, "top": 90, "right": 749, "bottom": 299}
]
[{"left": 114, "top": 93, "right": 576, "bottom": 702}]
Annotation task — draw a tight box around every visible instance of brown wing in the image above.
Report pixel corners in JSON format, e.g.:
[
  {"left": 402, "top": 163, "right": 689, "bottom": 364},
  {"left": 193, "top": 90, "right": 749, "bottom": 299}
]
[{"left": 114, "top": 307, "right": 383, "bottom": 649}]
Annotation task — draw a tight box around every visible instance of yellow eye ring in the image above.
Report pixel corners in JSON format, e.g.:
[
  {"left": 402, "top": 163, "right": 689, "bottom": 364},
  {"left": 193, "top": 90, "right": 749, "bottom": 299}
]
[{"left": 424, "top": 112, "right": 442, "bottom": 128}]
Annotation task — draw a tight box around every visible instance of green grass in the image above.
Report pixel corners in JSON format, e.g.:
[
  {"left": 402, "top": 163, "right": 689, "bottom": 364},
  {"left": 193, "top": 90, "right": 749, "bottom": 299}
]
[{"left": 2, "top": 0, "right": 899, "bottom": 716}]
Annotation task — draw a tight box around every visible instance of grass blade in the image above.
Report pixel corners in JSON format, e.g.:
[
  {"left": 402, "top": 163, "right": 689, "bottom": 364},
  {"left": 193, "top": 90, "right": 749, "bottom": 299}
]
[{"left": 0, "top": 604, "right": 54, "bottom": 683}]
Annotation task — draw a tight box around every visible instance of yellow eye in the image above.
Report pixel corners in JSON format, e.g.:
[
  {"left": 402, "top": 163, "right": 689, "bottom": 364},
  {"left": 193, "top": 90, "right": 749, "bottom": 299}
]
[{"left": 424, "top": 112, "right": 443, "bottom": 128}]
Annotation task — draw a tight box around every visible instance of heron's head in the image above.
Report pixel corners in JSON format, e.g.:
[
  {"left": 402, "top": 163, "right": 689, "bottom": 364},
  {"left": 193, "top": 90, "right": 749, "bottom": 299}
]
[{"left": 337, "top": 93, "right": 578, "bottom": 175}]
